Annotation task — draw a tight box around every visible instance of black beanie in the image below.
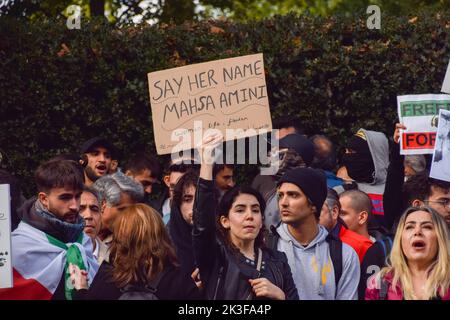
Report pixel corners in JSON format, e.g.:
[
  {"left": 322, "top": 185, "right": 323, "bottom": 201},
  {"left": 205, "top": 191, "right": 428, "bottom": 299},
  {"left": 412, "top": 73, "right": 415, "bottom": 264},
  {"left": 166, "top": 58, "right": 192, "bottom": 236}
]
[
  {"left": 277, "top": 167, "right": 327, "bottom": 217},
  {"left": 279, "top": 134, "right": 315, "bottom": 166}
]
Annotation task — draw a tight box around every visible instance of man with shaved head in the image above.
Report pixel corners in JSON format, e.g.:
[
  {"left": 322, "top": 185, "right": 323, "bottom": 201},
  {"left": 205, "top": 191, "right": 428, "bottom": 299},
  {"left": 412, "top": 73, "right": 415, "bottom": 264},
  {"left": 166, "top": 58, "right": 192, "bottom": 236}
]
[{"left": 339, "top": 190, "right": 374, "bottom": 241}]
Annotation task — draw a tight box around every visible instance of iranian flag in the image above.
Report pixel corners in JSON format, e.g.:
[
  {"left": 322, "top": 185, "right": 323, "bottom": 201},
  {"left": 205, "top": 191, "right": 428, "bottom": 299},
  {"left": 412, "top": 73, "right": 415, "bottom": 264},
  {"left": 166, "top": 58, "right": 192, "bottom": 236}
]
[{"left": 0, "top": 222, "right": 99, "bottom": 300}]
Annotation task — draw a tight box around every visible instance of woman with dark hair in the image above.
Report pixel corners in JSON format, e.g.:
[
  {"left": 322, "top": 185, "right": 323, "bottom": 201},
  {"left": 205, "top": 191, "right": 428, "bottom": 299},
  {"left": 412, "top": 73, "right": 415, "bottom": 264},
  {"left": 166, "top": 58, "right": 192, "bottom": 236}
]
[
  {"left": 72, "top": 204, "right": 201, "bottom": 299},
  {"left": 192, "top": 134, "right": 298, "bottom": 300}
]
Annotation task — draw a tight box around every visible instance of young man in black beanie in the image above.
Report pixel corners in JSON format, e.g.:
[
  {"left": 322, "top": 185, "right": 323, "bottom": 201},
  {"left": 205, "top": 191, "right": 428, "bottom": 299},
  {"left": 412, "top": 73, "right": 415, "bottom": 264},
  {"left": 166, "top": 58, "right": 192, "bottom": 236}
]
[
  {"left": 79, "top": 137, "right": 118, "bottom": 187},
  {"left": 268, "top": 167, "right": 360, "bottom": 300},
  {"left": 254, "top": 133, "right": 315, "bottom": 230}
]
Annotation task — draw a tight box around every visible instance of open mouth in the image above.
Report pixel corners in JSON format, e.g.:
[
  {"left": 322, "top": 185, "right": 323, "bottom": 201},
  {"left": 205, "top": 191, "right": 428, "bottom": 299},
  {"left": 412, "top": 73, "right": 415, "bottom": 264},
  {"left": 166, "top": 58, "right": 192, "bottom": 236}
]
[
  {"left": 412, "top": 240, "right": 426, "bottom": 249},
  {"left": 96, "top": 164, "right": 107, "bottom": 174}
]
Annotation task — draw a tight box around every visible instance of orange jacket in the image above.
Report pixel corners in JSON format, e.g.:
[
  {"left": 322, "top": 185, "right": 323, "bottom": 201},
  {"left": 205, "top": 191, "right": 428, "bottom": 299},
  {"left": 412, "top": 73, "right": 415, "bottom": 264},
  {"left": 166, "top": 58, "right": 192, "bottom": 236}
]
[{"left": 338, "top": 225, "right": 373, "bottom": 263}]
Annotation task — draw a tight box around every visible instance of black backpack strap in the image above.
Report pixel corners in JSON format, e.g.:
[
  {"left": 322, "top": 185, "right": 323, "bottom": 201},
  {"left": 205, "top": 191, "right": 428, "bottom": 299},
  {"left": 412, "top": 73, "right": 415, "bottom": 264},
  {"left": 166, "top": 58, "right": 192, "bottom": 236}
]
[
  {"left": 384, "top": 236, "right": 393, "bottom": 256},
  {"left": 122, "top": 269, "right": 167, "bottom": 293},
  {"left": 379, "top": 236, "right": 393, "bottom": 265},
  {"left": 267, "top": 224, "right": 281, "bottom": 251},
  {"left": 326, "top": 233, "right": 343, "bottom": 298}
]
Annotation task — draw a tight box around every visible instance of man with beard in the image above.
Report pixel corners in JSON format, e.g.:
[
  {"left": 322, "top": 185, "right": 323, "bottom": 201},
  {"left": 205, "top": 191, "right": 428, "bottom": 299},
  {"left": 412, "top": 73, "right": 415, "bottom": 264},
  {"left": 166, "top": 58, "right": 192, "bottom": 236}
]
[
  {"left": 0, "top": 160, "right": 98, "bottom": 300},
  {"left": 79, "top": 137, "right": 118, "bottom": 187},
  {"left": 124, "top": 152, "right": 161, "bottom": 198}
]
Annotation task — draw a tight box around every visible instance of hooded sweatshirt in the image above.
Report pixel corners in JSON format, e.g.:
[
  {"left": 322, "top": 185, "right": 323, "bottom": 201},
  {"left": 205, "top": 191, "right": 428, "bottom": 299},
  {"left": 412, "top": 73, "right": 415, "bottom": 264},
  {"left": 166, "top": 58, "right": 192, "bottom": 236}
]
[
  {"left": 276, "top": 223, "right": 360, "bottom": 300},
  {"left": 352, "top": 129, "right": 389, "bottom": 224}
]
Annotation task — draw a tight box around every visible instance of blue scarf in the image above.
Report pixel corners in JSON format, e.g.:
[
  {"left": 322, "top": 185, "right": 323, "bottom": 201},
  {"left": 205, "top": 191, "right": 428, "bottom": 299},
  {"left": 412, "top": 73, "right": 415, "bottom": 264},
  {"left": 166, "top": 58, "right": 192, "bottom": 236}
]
[{"left": 35, "top": 201, "right": 85, "bottom": 243}]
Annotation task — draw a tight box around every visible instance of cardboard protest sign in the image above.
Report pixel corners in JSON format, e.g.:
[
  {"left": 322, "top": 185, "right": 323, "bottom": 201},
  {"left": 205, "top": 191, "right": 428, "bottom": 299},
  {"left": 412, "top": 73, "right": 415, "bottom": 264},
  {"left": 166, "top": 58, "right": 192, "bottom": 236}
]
[
  {"left": 397, "top": 94, "right": 450, "bottom": 155},
  {"left": 0, "top": 184, "right": 12, "bottom": 289},
  {"left": 430, "top": 109, "right": 450, "bottom": 182},
  {"left": 442, "top": 61, "right": 450, "bottom": 94},
  {"left": 148, "top": 53, "right": 272, "bottom": 155}
]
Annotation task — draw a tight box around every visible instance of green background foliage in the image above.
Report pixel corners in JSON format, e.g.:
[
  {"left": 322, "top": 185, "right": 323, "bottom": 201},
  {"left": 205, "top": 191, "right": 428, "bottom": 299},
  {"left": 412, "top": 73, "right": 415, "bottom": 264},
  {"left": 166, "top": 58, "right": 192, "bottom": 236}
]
[{"left": 0, "top": 10, "right": 449, "bottom": 196}]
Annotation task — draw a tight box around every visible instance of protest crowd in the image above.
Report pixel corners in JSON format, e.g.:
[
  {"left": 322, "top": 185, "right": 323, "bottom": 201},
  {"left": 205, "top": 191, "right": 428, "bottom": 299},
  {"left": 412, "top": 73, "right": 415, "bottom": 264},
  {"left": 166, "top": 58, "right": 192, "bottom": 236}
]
[{"left": 1, "top": 105, "right": 450, "bottom": 302}]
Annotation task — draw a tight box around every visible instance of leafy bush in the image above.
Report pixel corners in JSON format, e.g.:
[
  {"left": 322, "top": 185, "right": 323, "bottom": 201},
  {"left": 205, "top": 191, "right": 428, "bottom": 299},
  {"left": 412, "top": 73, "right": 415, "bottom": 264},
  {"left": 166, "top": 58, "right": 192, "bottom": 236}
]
[{"left": 0, "top": 10, "right": 448, "bottom": 196}]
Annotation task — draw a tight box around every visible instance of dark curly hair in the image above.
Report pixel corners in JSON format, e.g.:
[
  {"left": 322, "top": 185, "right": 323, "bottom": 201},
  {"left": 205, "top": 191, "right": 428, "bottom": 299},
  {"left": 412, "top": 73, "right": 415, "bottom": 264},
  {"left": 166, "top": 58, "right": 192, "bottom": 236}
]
[
  {"left": 403, "top": 171, "right": 450, "bottom": 205},
  {"left": 172, "top": 170, "right": 199, "bottom": 208}
]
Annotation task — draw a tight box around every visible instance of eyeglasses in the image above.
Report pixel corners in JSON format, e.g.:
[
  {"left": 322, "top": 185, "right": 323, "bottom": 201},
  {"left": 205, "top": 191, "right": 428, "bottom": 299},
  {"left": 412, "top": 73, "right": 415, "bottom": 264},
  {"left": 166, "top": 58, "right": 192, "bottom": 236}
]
[{"left": 424, "top": 199, "right": 450, "bottom": 209}]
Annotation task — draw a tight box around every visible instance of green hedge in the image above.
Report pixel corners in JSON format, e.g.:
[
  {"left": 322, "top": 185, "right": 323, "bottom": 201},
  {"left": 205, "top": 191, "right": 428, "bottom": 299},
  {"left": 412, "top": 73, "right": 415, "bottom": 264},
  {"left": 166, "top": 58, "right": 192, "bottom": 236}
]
[{"left": 0, "top": 11, "right": 449, "bottom": 197}]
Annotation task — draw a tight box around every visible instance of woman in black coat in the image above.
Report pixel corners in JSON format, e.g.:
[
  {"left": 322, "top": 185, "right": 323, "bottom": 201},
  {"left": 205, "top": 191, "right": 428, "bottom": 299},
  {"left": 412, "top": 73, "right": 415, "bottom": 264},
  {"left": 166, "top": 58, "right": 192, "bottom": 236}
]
[
  {"left": 192, "top": 134, "right": 299, "bottom": 300},
  {"left": 73, "top": 203, "right": 201, "bottom": 300}
]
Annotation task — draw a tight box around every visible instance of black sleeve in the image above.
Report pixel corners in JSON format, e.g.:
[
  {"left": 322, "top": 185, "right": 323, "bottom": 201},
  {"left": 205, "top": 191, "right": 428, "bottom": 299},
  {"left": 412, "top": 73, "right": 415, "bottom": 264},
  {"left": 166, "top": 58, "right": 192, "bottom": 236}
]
[
  {"left": 276, "top": 251, "right": 299, "bottom": 300},
  {"left": 192, "top": 178, "right": 219, "bottom": 274},
  {"left": 157, "top": 266, "right": 203, "bottom": 300},
  {"left": 383, "top": 140, "right": 405, "bottom": 231},
  {"left": 358, "top": 242, "right": 385, "bottom": 300},
  {"left": 83, "top": 262, "right": 122, "bottom": 300},
  {"left": 72, "top": 289, "right": 88, "bottom": 300}
]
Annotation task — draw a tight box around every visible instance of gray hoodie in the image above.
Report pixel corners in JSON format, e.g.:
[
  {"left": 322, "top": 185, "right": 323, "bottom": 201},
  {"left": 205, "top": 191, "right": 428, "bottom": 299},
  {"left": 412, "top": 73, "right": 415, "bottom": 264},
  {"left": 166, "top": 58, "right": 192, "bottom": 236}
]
[
  {"left": 355, "top": 129, "right": 389, "bottom": 191},
  {"left": 355, "top": 129, "right": 390, "bottom": 216},
  {"left": 276, "top": 223, "right": 360, "bottom": 300}
]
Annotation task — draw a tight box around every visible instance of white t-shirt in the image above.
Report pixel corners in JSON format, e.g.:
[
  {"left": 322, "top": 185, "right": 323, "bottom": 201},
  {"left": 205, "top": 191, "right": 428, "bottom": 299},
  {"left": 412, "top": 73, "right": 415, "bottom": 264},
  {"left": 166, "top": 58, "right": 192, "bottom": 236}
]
[{"left": 93, "top": 238, "right": 101, "bottom": 261}]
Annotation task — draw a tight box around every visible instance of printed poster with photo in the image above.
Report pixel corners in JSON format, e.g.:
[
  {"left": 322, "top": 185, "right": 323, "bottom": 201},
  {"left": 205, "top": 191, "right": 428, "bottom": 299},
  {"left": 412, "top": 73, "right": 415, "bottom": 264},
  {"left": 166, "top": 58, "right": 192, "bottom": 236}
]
[
  {"left": 430, "top": 109, "right": 450, "bottom": 182},
  {"left": 442, "top": 60, "right": 450, "bottom": 94}
]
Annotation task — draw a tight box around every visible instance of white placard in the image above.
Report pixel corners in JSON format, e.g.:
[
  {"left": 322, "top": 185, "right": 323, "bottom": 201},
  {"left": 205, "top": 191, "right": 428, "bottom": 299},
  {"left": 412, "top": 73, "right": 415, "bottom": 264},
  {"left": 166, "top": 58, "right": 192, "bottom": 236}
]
[
  {"left": 0, "top": 184, "right": 12, "bottom": 289},
  {"left": 397, "top": 94, "right": 450, "bottom": 155},
  {"left": 430, "top": 109, "right": 450, "bottom": 182},
  {"left": 442, "top": 60, "right": 450, "bottom": 94}
]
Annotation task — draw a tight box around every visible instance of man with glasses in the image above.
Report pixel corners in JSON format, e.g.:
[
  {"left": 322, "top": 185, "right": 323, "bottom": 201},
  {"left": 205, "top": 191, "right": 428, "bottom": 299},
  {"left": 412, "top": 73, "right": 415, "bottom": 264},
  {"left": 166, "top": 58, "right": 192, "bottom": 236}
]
[{"left": 403, "top": 171, "right": 450, "bottom": 228}]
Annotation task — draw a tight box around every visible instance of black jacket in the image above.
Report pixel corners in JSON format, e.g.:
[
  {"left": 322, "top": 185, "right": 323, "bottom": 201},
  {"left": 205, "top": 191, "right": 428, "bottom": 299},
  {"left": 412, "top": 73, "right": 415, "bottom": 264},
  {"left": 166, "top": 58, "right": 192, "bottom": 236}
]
[
  {"left": 76, "top": 261, "right": 201, "bottom": 300},
  {"left": 148, "top": 189, "right": 169, "bottom": 216},
  {"left": 382, "top": 141, "right": 405, "bottom": 231},
  {"left": 168, "top": 201, "right": 196, "bottom": 276},
  {"left": 358, "top": 234, "right": 394, "bottom": 300},
  {"left": 192, "top": 178, "right": 299, "bottom": 300}
]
